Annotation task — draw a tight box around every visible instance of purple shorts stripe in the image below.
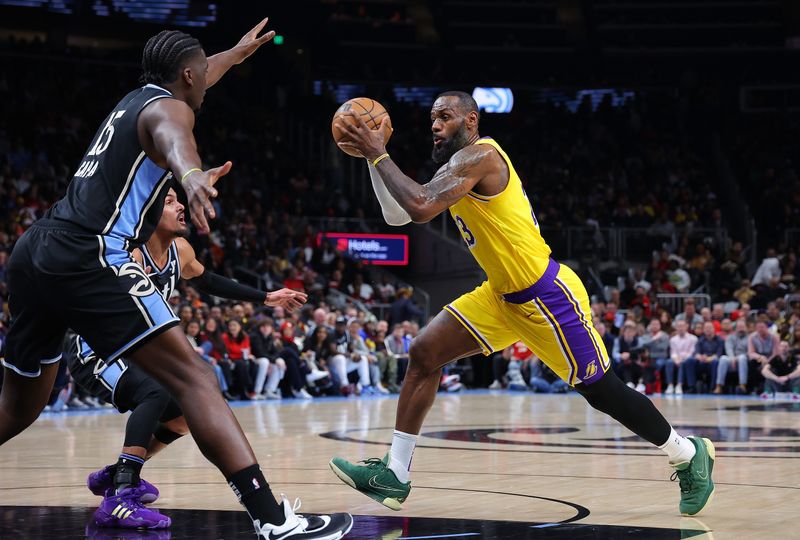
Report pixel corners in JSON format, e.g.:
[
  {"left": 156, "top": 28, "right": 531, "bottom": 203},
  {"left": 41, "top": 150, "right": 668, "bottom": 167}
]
[
  {"left": 444, "top": 304, "right": 493, "bottom": 353},
  {"left": 536, "top": 286, "right": 606, "bottom": 385},
  {"left": 553, "top": 277, "right": 606, "bottom": 367},
  {"left": 533, "top": 297, "right": 578, "bottom": 385}
]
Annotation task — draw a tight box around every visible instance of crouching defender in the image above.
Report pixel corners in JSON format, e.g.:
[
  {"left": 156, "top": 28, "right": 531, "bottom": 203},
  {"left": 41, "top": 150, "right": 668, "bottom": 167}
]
[{"left": 65, "top": 187, "right": 307, "bottom": 528}]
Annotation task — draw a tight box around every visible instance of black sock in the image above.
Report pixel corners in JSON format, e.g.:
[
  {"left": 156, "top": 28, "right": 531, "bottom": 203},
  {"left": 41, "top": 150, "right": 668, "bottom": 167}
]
[
  {"left": 227, "top": 464, "right": 285, "bottom": 527},
  {"left": 114, "top": 453, "right": 145, "bottom": 492}
]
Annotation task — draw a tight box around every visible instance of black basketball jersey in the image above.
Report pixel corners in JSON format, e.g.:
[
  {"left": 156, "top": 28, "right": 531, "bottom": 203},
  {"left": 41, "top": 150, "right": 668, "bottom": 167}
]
[
  {"left": 141, "top": 240, "right": 182, "bottom": 302},
  {"left": 47, "top": 84, "right": 175, "bottom": 249}
]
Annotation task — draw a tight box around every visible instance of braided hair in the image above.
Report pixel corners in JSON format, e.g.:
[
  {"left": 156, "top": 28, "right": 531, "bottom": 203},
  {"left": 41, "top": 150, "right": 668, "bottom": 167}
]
[{"left": 140, "top": 30, "right": 202, "bottom": 85}]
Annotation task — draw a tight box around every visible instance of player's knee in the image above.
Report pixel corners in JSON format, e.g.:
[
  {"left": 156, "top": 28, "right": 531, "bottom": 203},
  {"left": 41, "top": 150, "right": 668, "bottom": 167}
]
[
  {"left": 274, "top": 358, "right": 286, "bottom": 371},
  {"left": 178, "top": 361, "right": 219, "bottom": 395},
  {"left": 407, "top": 341, "right": 440, "bottom": 377}
]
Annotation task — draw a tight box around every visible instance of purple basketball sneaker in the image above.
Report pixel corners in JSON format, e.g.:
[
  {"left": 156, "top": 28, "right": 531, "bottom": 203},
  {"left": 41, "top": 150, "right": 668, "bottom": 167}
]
[
  {"left": 93, "top": 488, "right": 171, "bottom": 529},
  {"left": 87, "top": 465, "right": 160, "bottom": 503}
]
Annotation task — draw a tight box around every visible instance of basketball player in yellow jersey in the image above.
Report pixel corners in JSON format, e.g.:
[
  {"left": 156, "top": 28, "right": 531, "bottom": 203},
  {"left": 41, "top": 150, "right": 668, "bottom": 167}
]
[{"left": 329, "top": 91, "right": 715, "bottom": 517}]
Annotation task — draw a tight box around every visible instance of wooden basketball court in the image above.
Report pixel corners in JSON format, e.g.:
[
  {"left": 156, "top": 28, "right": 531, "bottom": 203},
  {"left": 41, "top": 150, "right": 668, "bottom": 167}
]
[{"left": 1, "top": 391, "right": 796, "bottom": 538}]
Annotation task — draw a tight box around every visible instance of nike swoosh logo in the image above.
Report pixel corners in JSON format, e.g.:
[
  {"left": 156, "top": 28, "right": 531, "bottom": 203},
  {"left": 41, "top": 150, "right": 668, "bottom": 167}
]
[
  {"left": 696, "top": 455, "right": 708, "bottom": 480},
  {"left": 266, "top": 522, "right": 303, "bottom": 540},
  {"left": 368, "top": 475, "right": 406, "bottom": 493}
]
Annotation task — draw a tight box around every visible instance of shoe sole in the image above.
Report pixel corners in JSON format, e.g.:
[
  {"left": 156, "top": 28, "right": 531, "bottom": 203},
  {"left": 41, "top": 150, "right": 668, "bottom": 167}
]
[
  {"left": 681, "top": 437, "right": 715, "bottom": 516},
  {"left": 329, "top": 461, "right": 403, "bottom": 511}
]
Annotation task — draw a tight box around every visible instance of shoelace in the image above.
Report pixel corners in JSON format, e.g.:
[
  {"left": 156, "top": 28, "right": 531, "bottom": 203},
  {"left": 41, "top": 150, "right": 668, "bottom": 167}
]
[
  {"left": 360, "top": 458, "right": 385, "bottom": 468},
  {"left": 670, "top": 470, "right": 693, "bottom": 494}
]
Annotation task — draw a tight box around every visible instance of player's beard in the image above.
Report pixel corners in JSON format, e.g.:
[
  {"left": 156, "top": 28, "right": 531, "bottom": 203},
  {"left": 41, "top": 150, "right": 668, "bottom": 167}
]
[
  {"left": 432, "top": 121, "right": 470, "bottom": 165},
  {"left": 175, "top": 223, "right": 191, "bottom": 238}
]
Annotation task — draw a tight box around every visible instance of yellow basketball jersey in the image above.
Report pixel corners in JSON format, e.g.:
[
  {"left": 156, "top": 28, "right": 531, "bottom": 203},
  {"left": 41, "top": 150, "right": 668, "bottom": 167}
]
[{"left": 448, "top": 137, "right": 551, "bottom": 294}]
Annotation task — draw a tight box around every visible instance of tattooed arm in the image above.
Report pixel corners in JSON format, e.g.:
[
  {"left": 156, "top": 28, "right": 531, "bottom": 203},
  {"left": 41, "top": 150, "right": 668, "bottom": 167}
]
[{"left": 371, "top": 144, "right": 496, "bottom": 223}]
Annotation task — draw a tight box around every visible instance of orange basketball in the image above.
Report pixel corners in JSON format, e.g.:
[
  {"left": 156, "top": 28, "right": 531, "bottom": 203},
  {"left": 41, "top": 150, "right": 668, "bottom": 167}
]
[{"left": 331, "top": 97, "right": 392, "bottom": 157}]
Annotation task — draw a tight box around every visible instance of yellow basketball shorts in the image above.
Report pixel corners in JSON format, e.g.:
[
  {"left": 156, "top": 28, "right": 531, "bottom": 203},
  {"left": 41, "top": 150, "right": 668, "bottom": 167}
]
[{"left": 444, "top": 259, "right": 610, "bottom": 386}]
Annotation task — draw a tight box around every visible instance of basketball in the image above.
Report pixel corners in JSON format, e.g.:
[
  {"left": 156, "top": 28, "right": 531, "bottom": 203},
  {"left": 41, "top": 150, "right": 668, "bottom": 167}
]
[{"left": 331, "top": 97, "right": 392, "bottom": 157}]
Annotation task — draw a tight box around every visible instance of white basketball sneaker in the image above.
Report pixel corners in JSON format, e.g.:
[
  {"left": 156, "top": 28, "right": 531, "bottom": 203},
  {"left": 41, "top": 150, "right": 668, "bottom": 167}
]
[{"left": 255, "top": 496, "right": 352, "bottom": 540}]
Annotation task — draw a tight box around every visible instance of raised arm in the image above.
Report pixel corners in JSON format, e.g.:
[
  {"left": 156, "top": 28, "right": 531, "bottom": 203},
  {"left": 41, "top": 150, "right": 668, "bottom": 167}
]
[
  {"left": 206, "top": 17, "right": 275, "bottom": 88},
  {"left": 334, "top": 112, "right": 495, "bottom": 223},
  {"left": 139, "top": 98, "right": 231, "bottom": 233}
]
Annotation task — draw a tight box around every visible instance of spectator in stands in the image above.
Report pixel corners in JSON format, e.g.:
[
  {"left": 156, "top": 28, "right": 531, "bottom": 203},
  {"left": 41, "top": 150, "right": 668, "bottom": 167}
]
[
  {"left": 528, "top": 355, "right": 569, "bottom": 393},
  {"left": 305, "top": 307, "right": 330, "bottom": 337},
  {"left": 347, "top": 273, "right": 374, "bottom": 303},
  {"left": 629, "top": 286, "right": 652, "bottom": 318},
  {"left": 383, "top": 323, "right": 410, "bottom": 392},
  {"left": 751, "top": 250, "right": 781, "bottom": 287},
  {"left": 301, "top": 325, "right": 338, "bottom": 395},
  {"left": 330, "top": 316, "right": 371, "bottom": 395},
  {"left": 641, "top": 319, "right": 671, "bottom": 386},
  {"left": 734, "top": 279, "right": 756, "bottom": 306},
  {"left": 489, "top": 347, "right": 511, "bottom": 390},
  {"left": 667, "top": 258, "right": 692, "bottom": 293},
  {"left": 748, "top": 320, "right": 781, "bottom": 390},
  {"left": 719, "top": 318, "right": 733, "bottom": 339},
  {"left": 667, "top": 319, "right": 697, "bottom": 394},
  {"left": 389, "top": 286, "right": 423, "bottom": 326},
  {"left": 186, "top": 319, "right": 231, "bottom": 400},
  {"left": 594, "top": 318, "right": 616, "bottom": 357},
  {"left": 761, "top": 341, "right": 800, "bottom": 395},
  {"left": 675, "top": 298, "right": 704, "bottom": 326},
  {"left": 612, "top": 321, "right": 645, "bottom": 392},
  {"left": 687, "top": 243, "right": 714, "bottom": 285},
  {"left": 715, "top": 319, "right": 749, "bottom": 394},
  {"left": 685, "top": 322, "right": 723, "bottom": 393},
  {"left": 199, "top": 318, "right": 231, "bottom": 393},
  {"left": 659, "top": 310, "right": 675, "bottom": 335},
  {"left": 249, "top": 318, "right": 286, "bottom": 400},
  {"left": 349, "top": 320, "right": 386, "bottom": 394},
  {"left": 376, "top": 275, "right": 396, "bottom": 303},
  {"left": 222, "top": 319, "right": 263, "bottom": 400}
]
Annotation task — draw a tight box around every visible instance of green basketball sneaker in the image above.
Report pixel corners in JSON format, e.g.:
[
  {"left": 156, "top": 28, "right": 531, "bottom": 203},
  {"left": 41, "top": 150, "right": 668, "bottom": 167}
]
[
  {"left": 329, "top": 454, "right": 411, "bottom": 511},
  {"left": 671, "top": 436, "right": 715, "bottom": 516}
]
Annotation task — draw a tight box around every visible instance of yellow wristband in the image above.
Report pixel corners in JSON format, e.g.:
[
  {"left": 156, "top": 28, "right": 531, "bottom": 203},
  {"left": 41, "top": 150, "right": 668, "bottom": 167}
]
[
  {"left": 180, "top": 168, "right": 202, "bottom": 182},
  {"left": 371, "top": 153, "right": 390, "bottom": 167}
]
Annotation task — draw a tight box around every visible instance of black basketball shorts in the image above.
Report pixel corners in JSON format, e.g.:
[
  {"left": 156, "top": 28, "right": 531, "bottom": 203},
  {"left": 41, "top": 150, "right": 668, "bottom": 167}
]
[{"left": 3, "top": 219, "right": 179, "bottom": 378}]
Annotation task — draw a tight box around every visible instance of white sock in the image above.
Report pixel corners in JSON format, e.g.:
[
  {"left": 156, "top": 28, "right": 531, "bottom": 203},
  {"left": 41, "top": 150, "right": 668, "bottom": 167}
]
[
  {"left": 388, "top": 430, "right": 417, "bottom": 483},
  {"left": 659, "top": 428, "right": 697, "bottom": 466},
  {"left": 367, "top": 161, "right": 411, "bottom": 226}
]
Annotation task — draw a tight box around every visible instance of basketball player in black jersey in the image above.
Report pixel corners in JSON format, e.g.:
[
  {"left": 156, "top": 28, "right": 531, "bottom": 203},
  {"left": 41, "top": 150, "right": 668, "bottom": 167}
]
[
  {"left": 0, "top": 20, "right": 352, "bottom": 539},
  {"left": 66, "top": 187, "right": 305, "bottom": 529}
]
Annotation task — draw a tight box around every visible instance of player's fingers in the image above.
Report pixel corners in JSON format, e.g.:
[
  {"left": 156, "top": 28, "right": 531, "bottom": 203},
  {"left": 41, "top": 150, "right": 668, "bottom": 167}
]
[
  {"left": 191, "top": 203, "right": 210, "bottom": 233},
  {"left": 252, "top": 17, "right": 268, "bottom": 35},
  {"left": 209, "top": 161, "right": 233, "bottom": 183},
  {"left": 380, "top": 115, "right": 393, "bottom": 133},
  {"left": 257, "top": 30, "right": 276, "bottom": 45},
  {"left": 204, "top": 197, "right": 216, "bottom": 220},
  {"left": 337, "top": 142, "right": 360, "bottom": 152},
  {"left": 204, "top": 184, "right": 218, "bottom": 199},
  {"left": 334, "top": 119, "right": 359, "bottom": 137},
  {"left": 345, "top": 110, "right": 370, "bottom": 131}
]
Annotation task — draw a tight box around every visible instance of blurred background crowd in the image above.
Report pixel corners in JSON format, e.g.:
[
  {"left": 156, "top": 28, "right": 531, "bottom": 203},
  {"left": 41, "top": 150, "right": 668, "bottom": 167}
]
[{"left": 1, "top": 0, "right": 800, "bottom": 408}]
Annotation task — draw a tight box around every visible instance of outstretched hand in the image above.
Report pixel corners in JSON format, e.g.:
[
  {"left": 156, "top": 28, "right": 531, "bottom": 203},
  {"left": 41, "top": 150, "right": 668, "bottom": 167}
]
[
  {"left": 232, "top": 17, "right": 276, "bottom": 64},
  {"left": 265, "top": 288, "right": 308, "bottom": 312},
  {"left": 182, "top": 161, "right": 232, "bottom": 234},
  {"left": 334, "top": 111, "right": 391, "bottom": 161}
]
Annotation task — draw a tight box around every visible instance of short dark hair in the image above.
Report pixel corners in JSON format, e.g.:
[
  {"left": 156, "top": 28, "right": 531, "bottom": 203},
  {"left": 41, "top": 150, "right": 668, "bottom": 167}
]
[
  {"left": 141, "top": 30, "right": 202, "bottom": 85},
  {"left": 436, "top": 90, "right": 480, "bottom": 122}
]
